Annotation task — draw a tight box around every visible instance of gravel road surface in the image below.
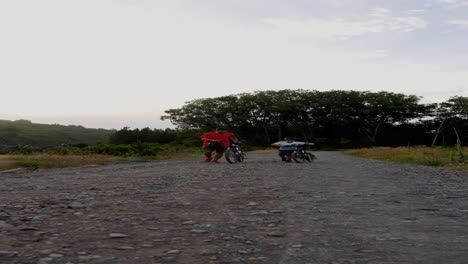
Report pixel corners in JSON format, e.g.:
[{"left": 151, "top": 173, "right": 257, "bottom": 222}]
[{"left": 1, "top": 151, "right": 467, "bottom": 264}]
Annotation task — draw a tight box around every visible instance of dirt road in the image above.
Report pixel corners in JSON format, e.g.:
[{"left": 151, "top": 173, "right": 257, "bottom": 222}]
[{"left": 1, "top": 151, "right": 467, "bottom": 264}]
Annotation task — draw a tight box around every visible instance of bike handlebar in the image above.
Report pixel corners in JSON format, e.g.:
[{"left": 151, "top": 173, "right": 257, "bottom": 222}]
[{"left": 204, "top": 139, "right": 244, "bottom": 143}]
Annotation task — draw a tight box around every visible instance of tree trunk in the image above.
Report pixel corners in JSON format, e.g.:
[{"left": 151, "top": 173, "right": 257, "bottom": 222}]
[
  {"left": 263, "top": 125, "right": 271, "bottom": 144},
  {"left": 372, "top": 123, "right": 380, "bottom": 144},
  {"left": 453, "top": 126, "right": 465, "bottom": 161},
  {"left": 277, "top": 119, "right": 282, "bottom": 141},
  {"left": 360, "top": 124, "right": 379, "bottom": 144},
  {"left": 453, "top": 126, "right": 461, "bottom": 145},
  {"left": 431, "top": 119, "right": 446, "bottom": 147}
]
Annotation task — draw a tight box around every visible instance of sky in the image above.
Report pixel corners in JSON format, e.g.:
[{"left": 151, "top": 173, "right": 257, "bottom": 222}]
[{"left": 1, "top": 0, "right": 467, "bottom": 129}]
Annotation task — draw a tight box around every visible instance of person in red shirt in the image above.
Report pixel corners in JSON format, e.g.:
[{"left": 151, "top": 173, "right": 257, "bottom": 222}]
[{"left": 200, "top": 127, "right": 238, "bottom": 163}]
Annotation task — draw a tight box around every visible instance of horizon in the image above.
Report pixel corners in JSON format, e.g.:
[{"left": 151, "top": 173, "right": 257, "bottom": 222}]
[{"left": 1, "top": 0, "right": 467, "bottom": 130}]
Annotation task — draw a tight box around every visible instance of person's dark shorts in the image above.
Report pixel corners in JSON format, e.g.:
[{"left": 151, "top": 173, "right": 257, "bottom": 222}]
[
  {"left": 279, "top": 150, "right": 295, "bottom": 156},
  {"left": 203, "top": 144, "right": 228, "bottom": 153}
]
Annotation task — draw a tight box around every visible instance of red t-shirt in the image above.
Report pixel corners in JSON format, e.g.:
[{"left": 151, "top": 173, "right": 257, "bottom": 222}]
[{"left": 200, "top": 132, "right": 237, "bottom": 147}]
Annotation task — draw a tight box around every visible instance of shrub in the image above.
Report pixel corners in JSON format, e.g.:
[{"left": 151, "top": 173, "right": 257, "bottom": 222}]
[{"left": 73, "top": 142, "right": 89, "bottom": 148}]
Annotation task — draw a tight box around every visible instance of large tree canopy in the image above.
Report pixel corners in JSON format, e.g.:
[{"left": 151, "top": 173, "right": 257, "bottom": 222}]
[
  {"left": 431, "top": 96, "right": 468, "bottom": 146},
  {"left": 161, "top": 90, "right": 448, "bottom": 147}
]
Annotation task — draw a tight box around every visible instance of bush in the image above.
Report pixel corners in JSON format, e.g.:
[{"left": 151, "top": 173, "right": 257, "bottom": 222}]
[
  {"left": 85, "top": 142, "right": 164, "bottom": 157},
  {"left": 73, "top": 142, "right": 88, "bottom": 148}
]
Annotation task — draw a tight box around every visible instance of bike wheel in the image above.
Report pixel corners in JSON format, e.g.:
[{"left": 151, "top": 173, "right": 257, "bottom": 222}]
[
  {"left": 237, "top": 151, "right": 245, "bottom": 162},
  {"left": 292, "top": 151, "right": 305, "bottom": 163},
  {"left": 305, "top": 153, "right": 316, "bottom": 162},
  {"left": 225, "top": 149, "right": 237, "bottom": 163}
]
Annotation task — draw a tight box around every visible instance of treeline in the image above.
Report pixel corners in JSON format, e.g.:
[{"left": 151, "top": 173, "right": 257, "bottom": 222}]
[
  {"left": 4, "top": 89, "right": 465, "bottom": 151},
  {"left": 0, "top": 119, "right": 113, "bottom": 146},
  {"left": 157, "top": 90, "right": 468, "bottom": 148},
  {"left": 109, "top": 127, "right": 202, "bottom": 147}
]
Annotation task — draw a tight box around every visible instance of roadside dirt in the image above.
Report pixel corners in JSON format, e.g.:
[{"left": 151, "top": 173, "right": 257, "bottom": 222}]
[
  {"left": 0, "top": 155, "right": 13, "bottom": 168},
  {"left": 1, "top": 151, "right": 467, "bottom": 264}
]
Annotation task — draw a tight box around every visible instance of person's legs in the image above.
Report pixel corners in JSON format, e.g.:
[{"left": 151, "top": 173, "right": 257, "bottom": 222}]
[
  {"left": 202, "top": 146, "right": 214, "bottom": 162},
  {"left": 212, "top": 151, "right": 223, "bottom": 161},
  {"left": 211, "top": 145, "right": 227, "bottom": 163},
  {"left": 204, "top": 151, "right": 213, "bottom": 162},
  {"left": 278, "top": 150, "right": 287, "bottom": 161},
  {"left": 285, "top": 150, "right": 294, "bottom": 162}
]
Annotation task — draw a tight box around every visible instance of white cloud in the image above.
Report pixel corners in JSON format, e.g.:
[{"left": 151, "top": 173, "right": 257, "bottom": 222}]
[
  {"left": 362, "top": 49, "right": 390, "bottom": 58},
  {"left": 440, "top": 0, "right": 458, "bottom": 3},
  {"left": 407, "top": 9, "right": 427, "bottom": 15},
  {"left": 437, "top": 0, "right": 468, "bottom": 7},
  {"left": 447, "top": 19, "right": 468, "bottom": 28},
  {"left": 263, "top": 8, "right": 427, "bottom": 40}
]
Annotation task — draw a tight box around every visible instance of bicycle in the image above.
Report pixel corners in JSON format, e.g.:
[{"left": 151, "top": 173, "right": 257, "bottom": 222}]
[
  {"left": 292, "top": 144, "right": 316, "bottom": 163},
  {"left": 224, "top": 140, "right": 246, "bottom": 163}
]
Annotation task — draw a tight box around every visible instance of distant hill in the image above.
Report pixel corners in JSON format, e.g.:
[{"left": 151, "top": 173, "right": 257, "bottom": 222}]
[{"left": 0, "top": 119, "right": 114, "bottom": 146}]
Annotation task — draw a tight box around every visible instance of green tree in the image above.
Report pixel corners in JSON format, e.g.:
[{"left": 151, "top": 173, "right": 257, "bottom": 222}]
[
  {"left": 358, "top": 92, "right": 431, "bottom": 144},
  {"left": 161, "top": 90, "right": 438, "bottom": 147},
  {"left": 432, "top": 96, "right": 468, "bottom": 146}
]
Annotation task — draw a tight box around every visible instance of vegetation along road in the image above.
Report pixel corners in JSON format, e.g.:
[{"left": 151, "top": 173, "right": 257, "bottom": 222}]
[{"left": 1, "top": 151, "right": 467, "bottom": 264}]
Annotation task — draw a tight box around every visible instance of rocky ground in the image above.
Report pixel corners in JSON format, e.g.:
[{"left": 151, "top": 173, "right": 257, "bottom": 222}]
[{"left": 0, "top": 151, "right": 467, "bottom": 264}]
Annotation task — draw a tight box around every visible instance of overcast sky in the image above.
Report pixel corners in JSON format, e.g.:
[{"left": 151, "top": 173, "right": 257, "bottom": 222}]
[{"left": 1, "top": 0, "right": 467, "bottom": 129}]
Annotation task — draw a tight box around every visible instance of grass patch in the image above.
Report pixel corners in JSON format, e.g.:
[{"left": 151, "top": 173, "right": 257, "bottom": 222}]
[
  {"left": 0, "top": 147, "right": 204, "bottom": 171},
  {"left": 0, "top": 144, "right": 270, "bottom": 171},
  {"left": 152, "top": 147, "right": 202, "bottom": 161},
  {"left": 0, "top": 155, "right": 15, "bottom": 171},
  {"left": 344, "top": 146, "right": 468, "bottom": 171},
  {"left": 0, "top": 154, "right": 121, "bottom": 171}
]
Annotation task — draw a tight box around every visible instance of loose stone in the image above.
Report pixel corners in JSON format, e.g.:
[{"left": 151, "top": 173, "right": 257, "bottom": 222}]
[
  {"left": 32, "top": 215, "right": 50, "bottom": 221},
  {"left": 116, "top": 246, "right": 134, "bottom": 250},
  {"left": 0, "top": 221, "right": 14, "bottom": 229},
  {"left": 0, "top": 212, "right": 9, "bottom": 220},
  {"left": 40, "top": 250, "right": 53, "bottom": 255},
  {"left": 78, "top": 255, "right": 102, "bottom": 260},
  {"left": 19, "top": 226, "right": 38, "bottom": 231},
  {"left": 68, "top": 202, "right": 87, "bottom": 209},
  {"left": 267, "top": 231, "right": 287, "bottom": 237},
  {"left": 269, "top": 210, "right": 284, "bottom": 214},
  {"left": 167, "top": 250, "right": 181, "bottom": 254},
  {"left": 191, "top": 229, "right": 208, "bottom": 234},
  {"left": 38, "top": 257, "right": 54, "bottom": 263},
  {"left": 0, "top": 251, "right": 19, "bottom": 257},
  {"left": 355, "top": 248, "right": 377, "bottom": 253},
  {"left": 109, "top": 233, "right": 128, "bottom": 238}
]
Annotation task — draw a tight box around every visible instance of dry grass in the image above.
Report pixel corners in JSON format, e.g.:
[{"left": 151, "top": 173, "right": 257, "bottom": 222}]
[
  {"left": 0, "top": 155, "right": 14, "bottom": 169},
  {"left": 0, "top": 150, "right": 203, "bottom": 171},
  {"left": 344, "top": 146, "right": 468, "bottom": 171},
  {"left": 0, "top": 154, "right": 121, "bottom": 171},
  {"left": 155, "top": 150, "right": 202, "bottom": 161}
]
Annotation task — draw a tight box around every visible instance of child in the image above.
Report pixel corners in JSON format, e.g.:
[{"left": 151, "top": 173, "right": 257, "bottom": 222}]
[
  {"left": 271, "top": 137, "right": 315, "bottom": 162},
  {"left": 200, "top": 127, "right": 238, "bottom": 163}
]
